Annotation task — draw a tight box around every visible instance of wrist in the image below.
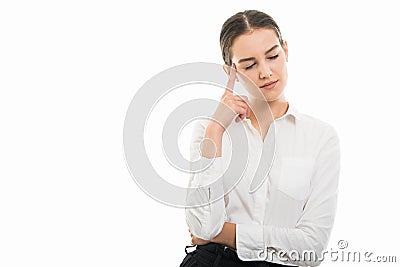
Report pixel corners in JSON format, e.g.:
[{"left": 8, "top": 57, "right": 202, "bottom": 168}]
[{"left": 207, "top": 121, "right": 225, "bottom": 135}]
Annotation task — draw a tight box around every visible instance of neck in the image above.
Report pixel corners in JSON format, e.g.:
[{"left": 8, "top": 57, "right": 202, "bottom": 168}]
[{"left": 247, "top": 96, "right": 288, "bottom": 139}]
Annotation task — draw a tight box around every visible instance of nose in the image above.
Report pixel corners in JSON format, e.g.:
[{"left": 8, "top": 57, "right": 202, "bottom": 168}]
[{"left": 258, "top": 61, "right": 272, "bottom": 79}]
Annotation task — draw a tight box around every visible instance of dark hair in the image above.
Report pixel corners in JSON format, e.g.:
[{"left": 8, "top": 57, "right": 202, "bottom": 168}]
[{"left": 219, "top": 10, "right": 283, "bottom": 66}]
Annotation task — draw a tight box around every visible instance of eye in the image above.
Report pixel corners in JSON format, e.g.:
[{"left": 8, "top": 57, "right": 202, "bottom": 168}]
[
  {"left": 244, "top": 63, "right": 256, "bottom": 70},
  {"left": 268, "top": 54, "right": 279, "bottom": 60}
]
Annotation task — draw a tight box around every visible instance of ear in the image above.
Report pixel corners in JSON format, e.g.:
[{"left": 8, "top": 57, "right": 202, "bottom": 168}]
[
  {"left": 282, "top": 40, "right": 289, "bottom": 62},
  {"left": 222, "top": 64, "right": 239, "bottom": 81},
  {"left": 223, "top": 64, "right": 231, "bottom": 76}
]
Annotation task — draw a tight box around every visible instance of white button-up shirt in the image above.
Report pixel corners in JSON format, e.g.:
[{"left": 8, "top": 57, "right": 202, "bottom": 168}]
[{"left": 185, "top": 103, "right": 340, "bottom": 266}]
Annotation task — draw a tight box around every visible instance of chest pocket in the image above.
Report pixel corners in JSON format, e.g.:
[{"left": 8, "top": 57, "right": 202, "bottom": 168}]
[{"left": 278, "top": 157, "right": 314, "bottom": 200}]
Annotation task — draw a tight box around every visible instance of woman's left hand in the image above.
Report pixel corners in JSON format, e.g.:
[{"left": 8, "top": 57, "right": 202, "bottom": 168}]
[{"left": 189, "top": 229, "right": 211, "bottom": 245}]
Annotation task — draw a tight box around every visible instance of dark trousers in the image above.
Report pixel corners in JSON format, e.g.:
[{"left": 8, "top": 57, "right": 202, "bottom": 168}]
[{"left": 179, "top": 243, "right": 291, "bottom": 267}]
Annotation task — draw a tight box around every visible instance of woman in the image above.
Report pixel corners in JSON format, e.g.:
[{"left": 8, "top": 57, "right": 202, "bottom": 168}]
[{"left": 181, "top": 10, "right": 340, "bottom": 267}]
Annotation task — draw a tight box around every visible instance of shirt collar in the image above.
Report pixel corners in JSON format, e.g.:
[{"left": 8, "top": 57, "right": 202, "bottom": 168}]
[
  {"left": 282, "top": 102, "right": 301, "bottom": 121},
  {"left": 242, "top": 102, "right": 301, "bottom": 123}
]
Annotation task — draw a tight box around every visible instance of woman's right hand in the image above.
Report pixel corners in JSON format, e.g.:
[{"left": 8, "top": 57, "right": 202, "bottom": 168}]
[
  {"left": 209, "top": 64, "right": 251, "bottom": 133},
  {"left": 201, "top": 64, "right": 250, "bottom": 158}
]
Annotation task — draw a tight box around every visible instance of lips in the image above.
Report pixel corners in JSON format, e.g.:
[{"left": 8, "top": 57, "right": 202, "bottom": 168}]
[{"left": 260, "top": 80, "right": 278, "bottom": 90}]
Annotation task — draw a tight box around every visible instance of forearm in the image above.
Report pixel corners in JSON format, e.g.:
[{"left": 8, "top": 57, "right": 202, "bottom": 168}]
[
  {"left": 185, "top": 119, "right": 228, "bottom": 240},
  {"left": 211, "top": 222, "right": 236, "bottom": 249}
]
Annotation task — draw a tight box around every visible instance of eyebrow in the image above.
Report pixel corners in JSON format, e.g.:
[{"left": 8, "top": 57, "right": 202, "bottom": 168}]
[{"left": 237, "top": 45, "right": 280, "bottom": 64}]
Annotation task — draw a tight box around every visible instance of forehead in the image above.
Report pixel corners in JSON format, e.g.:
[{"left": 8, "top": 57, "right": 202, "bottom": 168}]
[{"left": 231, "top": 28, "right": 279, "bottom": 58}]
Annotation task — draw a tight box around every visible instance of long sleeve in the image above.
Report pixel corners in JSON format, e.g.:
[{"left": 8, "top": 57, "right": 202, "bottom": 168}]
[
  {"left": 185, "top": 120, "right": 227, "bottom": 240},
  {"left": 236, "top": 126, "right": 340, "bottom": 266}
]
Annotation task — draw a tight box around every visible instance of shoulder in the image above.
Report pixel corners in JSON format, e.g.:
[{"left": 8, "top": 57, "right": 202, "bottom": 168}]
[
  {"left": 299, "top": 112, "right": 335, "bottom": 129},
  {"left": 287, "top": 103, "right": 337, "bottom": 138},
  {"left": 297, "top": 110, "right": 337, "bottom": 132},
  {"left": 295, "top": 112, "right": 340, "bottom": 146}
]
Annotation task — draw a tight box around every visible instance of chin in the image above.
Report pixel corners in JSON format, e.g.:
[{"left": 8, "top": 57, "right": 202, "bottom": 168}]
[{"left": 261, "top": 90, "right": 283, "bottom": 102}]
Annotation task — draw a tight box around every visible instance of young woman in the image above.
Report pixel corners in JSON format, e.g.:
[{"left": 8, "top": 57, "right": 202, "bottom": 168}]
[{"left": 181, "top": 10, "right": 340, "bottom": 267}]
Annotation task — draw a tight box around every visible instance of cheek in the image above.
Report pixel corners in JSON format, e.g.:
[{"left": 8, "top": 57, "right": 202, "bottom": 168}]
[
  {"left": 281, "top": 63, "right": 288, "bottom": 79},
  {"left": 239, "top": 69, "right": 259, "bottom": 84},
  {"left": 241, "top": 70, "right": 258, "bottom": 85},
  {"left": 273, "top": 59, "right": 287, "bottom": 77},
  {"left": 237, "top": 71, "right": 261, "bottom": 93},
  {"left": 247, "top": 69, "right": 260, "bottom": 80}
]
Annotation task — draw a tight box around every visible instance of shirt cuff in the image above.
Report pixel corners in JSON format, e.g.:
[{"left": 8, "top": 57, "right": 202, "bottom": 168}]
[{"left": 236, "top": 224, "right": 266, "bottom": 261}]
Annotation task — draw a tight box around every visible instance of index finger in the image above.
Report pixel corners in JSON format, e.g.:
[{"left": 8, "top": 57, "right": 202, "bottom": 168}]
[{"left": 224, "top": 64, "right": 236, "bottom": 95}]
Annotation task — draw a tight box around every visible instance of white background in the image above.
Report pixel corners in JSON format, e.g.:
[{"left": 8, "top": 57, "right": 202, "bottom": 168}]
[{"left": 1, "top": 0, "right": 399, "bottom": 266}]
